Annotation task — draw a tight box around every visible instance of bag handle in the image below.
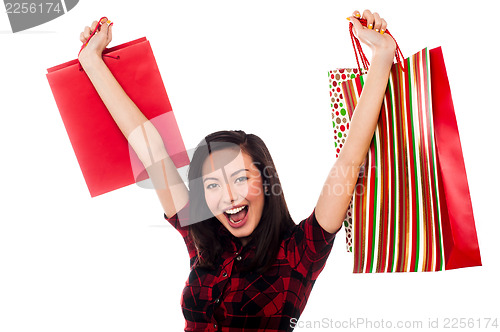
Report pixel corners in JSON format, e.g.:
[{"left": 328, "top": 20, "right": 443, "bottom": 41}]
[
  {"left": 78, "top": 17, "right": 113, "bottom": 56},
  {"left": 78, "top": 17, "right": 119, "bottom": 70},
  {"left": 348, "top": 18, "right": 405, "bottom": 73}
]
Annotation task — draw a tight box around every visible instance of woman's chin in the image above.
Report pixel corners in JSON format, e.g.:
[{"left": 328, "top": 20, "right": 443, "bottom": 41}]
[{"left": 216, "top": 209, "right": 257, "bottom": 243}]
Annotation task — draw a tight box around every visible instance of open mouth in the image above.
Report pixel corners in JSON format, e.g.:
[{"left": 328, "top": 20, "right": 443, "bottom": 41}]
[{"left": 223, "top": 205, "right": 249, "bottom": 225}]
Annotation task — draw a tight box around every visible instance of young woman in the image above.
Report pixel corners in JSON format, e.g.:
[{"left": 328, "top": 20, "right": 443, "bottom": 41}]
[{"left": 78, "top": 9, "right": 396, "bottom": 331}]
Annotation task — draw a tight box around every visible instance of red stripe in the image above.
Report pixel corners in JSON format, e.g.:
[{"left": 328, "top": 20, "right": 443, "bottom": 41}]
[
  {"left": 424, "top": 49, "right": 442, "bottom": 271},
  {"left": 364, "top": 144, "right": 376, "bottom": 272},
  {"left": 355, "top": 76, "right": 363, "bottom": 96},
  {"left": 362, "top": 159, "right": 369, "bottom": 272},
  {"left": 413, "top": 51, "right": 425, "bottom": 271},
  {"left": 341, "top": 81, "right": 355, "bottom": 116},
  {"left": 356, "top": 77, "right": 370, "bottom": 273},
  {"left": 386, "top": 73, "right": 397, "bottom": 272},
  {"left": 377, "top": 96, "right": 390, "bottom": 272},
  {"left": 415, "top": 51, "right": 431, "bottom": 271},
  {"left": 354, "top": 162, "right": 366, "bottom": 273},
  {"left": 405, "top": 55, "right": 418, "bottom": 273},
  {"left": 393, "top": 66, "right": 407, "bottom": 272},
  {"left": 352, "top": 79, "right": 365, "bottom": 273},
  {"left": 400, "top": 64, "right": 411, "bottom": 271},
  {"left": 420, "top": 50, "right": 434, "bottom": 271},
  {"left": 429, "top": 69, "right": 443, "bottom": 270},
  {"left": 433, "top": 152, "right": 446, "bottom": 271}
]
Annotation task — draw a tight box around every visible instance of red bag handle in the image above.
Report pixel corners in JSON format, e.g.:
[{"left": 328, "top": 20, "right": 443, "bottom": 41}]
[
  {"left": 348, "top": 18, "right": 406, "bottom": 73},
  {"left": 78, "top": 16, "right": 118, "bottom": 70},
  {"left": 78, "top": 17, "right": 113, "bottom": 57}
]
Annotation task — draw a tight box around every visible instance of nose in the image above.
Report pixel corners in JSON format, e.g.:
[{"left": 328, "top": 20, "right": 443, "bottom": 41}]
[{"left": 221, "top": 183, "right": 236, "bottom": 204}]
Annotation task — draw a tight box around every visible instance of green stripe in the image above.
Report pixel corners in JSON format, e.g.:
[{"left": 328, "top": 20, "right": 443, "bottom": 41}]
[
  {"left": 413, "top": 55, "right": 422, "bottom": 272},
  {"left": 414, "top": 55, "right": 422, "bottom": 272},
  {"left": 370, "top": 131, "right": 379, "bottom": 273}
]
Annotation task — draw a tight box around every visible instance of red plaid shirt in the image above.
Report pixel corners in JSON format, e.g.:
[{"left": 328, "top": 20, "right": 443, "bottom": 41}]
[{"left": 164, "top": 203, "right": 338, "bottom": 331}]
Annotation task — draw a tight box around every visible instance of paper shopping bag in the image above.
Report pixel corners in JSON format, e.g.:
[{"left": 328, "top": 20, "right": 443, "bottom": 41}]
[
  {"left": 328, "top": 68, "right": 367, "bottom": 252},
  {"left": 330, "top": 47, "right": 481, "bottom": 272},
  {"left": 428, "top": 47, "right": 481, "bottom": 271},
  {"left": 46, "top": 37, "right": 189, "bottom": 197}
]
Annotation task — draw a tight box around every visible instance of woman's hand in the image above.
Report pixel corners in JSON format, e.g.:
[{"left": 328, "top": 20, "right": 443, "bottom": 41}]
[
  {"left": 78, "top": 18, "right": 113, "bottom": 65},
  {"left": 348, "top": 10, "right": 396, "bottom": 56}
]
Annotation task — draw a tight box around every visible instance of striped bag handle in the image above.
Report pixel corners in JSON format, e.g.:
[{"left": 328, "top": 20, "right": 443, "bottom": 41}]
[{"left": 348, "top": 18, "right": 406, "bottom": 73}]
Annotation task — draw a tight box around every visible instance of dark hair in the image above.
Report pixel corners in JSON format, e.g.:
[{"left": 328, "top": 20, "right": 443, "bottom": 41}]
[{"left": 187, "top": 130, "right": 295, "bottom": 274}]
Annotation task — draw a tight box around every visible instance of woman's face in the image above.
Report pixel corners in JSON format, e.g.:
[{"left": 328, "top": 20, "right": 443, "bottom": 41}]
[{"left": 201, "top": 148, "right": 265, "bottom": 246}]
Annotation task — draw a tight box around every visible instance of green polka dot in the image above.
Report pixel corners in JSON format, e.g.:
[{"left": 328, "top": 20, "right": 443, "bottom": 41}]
[
  {"left": 351, "top": 74, "right": 356, "bottom": 78},
  {"left": 329, "top": 85, "right": 332, "bottom": 89},
  {"left": 335, "top": 142, "right": 337, "bottom": 147},
  {"left": 338, "top": 132, "right": 342, "bottom": 138},
  {"left": 344, "top": 220, "right": 348, "bottom": 227},
  {"left": 340, "top": 102, "right": 343, "bottom": 107},
  {"left": 349, "top": 246, "right": 353, "bottom": 252},
  {"left": 330, "top": 104, "right": 333, "bottom": 108},
  {"left": 340, "top": 108, "right": 346, "bottom": 116}
]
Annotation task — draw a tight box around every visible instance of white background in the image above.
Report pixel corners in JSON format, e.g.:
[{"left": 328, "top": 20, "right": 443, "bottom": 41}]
[{"left": 1, "top": 0, "right": 499, "bottom": 331}]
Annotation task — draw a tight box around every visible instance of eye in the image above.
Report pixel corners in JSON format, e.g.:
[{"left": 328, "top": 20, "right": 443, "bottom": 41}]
[
  {"left": 235, "top": 176, "right": 248, "bottom": 183},
  {"left": 206, "top": 183, "right": 220, "bottom": 190}
]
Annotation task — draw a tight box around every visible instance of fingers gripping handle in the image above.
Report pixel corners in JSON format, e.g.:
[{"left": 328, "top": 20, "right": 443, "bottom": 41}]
[
  {"left": 77, "top": 17, "right": 119, "bottom": 71},
  {"left": 348, "top": 18, "right": 406, "bottom": 73},
  {"left": 78, "top": 16, "right": 114, "bottom": 57}
]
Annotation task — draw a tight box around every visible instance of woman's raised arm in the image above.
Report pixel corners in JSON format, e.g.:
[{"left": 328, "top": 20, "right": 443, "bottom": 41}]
[
  {"left": 315, "top": 10, "right": 396, "bottom": 234},
  {"left": 78, "top": 19, "right": 188, "bottom": 218}
]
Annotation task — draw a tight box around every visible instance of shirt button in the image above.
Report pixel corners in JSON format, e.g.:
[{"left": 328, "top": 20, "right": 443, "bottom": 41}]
[
  {"left": 213, "top": 323, "right": 217, "bottom": 329},
  {"left": 236, "top": 255, "right": 242, "bottom": 261},
  {"left": 215, "top": 298, "right": 220, "bottom": 304},
  {"left": 222, "top": 271, "right": 227, "bottom": 277}
]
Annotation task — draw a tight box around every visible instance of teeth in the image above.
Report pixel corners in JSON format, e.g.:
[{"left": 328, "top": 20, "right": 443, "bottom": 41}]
[
  {"left": 229, "top": 217, "right": 244, "bottom": 224},
  {"left": 225, "top": 206, "right": 246, "bottom": 215}
]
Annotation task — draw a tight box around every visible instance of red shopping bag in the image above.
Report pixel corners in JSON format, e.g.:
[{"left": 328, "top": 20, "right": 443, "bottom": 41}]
[
  {"left": 429, "top": 47, "right": 481, "bottom": 270},
  {"left": 46, "top": 37, "right": 189, "bottom": 197},
  {"left": 329, "top": 19, "right": 481, "bottom": 272}
]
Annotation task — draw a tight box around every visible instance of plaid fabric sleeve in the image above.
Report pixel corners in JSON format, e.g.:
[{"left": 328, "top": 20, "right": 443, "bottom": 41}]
[
  {"left": 163, "top": 202, "right": 198, "bottom": 263},
  {"left": 287, "top": 209, "right": 341, "bottom": 280}
]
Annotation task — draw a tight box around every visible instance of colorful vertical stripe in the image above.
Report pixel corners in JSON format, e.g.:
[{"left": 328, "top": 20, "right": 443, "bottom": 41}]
[{"left": 338, "top": 48, "right": 445, "bottom": 273}]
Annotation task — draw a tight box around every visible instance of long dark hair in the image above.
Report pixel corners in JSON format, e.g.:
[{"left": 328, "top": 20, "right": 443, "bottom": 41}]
[{"left": 187, "top": 130, "right": 295, "bottom": 274}]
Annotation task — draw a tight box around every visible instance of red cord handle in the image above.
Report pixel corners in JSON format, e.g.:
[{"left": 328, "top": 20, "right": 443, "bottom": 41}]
[
  {"left": 78, "top": 16, "right": 114, "bottom": 57},
  {"left": 78, "top": 16, "right": 119, "bottom": 71},
  {"left": 348, "top": 18, "right": 405, "bottom": 73}
]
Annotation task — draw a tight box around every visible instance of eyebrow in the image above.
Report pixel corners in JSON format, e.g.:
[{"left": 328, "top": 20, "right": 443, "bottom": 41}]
[
  {"left": 202, "top": 168, "right": 249, "bottom": 183},
  {"left": 203, "top": 177, "right": 219, "bottom": 183},
  {"left": 230, "top": 168, "right": 249, "bottom": 178}
]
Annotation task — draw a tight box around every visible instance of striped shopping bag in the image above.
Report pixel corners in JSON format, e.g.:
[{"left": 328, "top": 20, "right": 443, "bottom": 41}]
[{"left": 329, "top": 22, "right": 481, "bottom": 272}]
